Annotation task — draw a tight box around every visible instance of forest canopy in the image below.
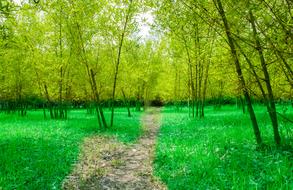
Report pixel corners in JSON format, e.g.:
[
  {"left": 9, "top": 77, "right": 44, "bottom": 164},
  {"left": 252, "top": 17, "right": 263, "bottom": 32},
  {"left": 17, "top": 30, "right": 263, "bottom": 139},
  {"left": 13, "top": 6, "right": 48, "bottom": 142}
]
[{"left": 0, "top": 0, "right": 291, "bottom": 102}]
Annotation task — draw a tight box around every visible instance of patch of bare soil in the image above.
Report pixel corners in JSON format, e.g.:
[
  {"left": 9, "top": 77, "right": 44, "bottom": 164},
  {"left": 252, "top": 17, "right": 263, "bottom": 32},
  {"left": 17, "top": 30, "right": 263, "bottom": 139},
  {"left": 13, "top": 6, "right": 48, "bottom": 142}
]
[{"left": 62, "top": 108, "right": 166, "bottom": 190}]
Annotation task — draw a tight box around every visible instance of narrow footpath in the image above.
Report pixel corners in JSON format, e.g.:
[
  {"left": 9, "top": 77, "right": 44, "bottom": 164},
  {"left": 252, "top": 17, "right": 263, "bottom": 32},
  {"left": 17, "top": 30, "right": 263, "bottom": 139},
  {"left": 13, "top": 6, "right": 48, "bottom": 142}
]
[{"left": 62, "top": 108, "right": 166, "bottom": 190}]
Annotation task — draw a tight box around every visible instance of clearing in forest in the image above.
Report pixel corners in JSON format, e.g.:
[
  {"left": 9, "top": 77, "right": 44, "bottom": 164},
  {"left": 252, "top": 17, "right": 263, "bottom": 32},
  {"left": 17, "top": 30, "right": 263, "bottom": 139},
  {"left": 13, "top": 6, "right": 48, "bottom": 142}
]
[{"left": 62, "top": 108, "right": 166, "bottom": 190}]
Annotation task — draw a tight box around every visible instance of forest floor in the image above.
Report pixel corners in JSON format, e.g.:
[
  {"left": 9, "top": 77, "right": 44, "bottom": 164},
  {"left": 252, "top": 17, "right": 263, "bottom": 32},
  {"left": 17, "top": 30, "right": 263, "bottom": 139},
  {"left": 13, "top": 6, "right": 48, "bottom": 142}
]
[{"left": 62, "top": 108, "right": 166, "bottom": 190}]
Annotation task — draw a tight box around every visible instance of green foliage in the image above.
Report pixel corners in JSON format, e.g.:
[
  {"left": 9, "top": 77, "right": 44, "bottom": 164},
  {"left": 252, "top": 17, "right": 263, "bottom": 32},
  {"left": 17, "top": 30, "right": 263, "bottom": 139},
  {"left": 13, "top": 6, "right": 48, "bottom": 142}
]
[
  {"left": 0, "top": 108, "right": 142, "bottom": 189},
  {"left": 0, "top": 0, "right": 291, "bottom": 189},
  {"left": 155, "top": 105, "right": 293, "bottom": 189}
]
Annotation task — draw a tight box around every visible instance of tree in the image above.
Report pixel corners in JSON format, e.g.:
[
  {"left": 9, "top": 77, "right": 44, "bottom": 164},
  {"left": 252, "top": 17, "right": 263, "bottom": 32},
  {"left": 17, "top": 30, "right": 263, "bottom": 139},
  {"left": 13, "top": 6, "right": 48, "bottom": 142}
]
[
  {"left": 213, "top": 0, "right": 262, "bottom": 145},
  {"left": 110, "top": 0, "right": 136, "bottom": 127}
]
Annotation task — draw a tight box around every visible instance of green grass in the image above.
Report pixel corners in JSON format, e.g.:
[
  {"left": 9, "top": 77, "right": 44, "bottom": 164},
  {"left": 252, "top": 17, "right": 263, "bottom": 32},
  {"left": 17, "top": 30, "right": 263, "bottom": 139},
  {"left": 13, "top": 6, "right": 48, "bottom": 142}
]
[
  {"left": 0, "top": 108, "right": 142, "bottom": 190},
  {"left": 155, "top": 105, "right": 293, "bottom": 190},
  {"left": 1, "top": 105, "right": 292, "bottom": 189}
]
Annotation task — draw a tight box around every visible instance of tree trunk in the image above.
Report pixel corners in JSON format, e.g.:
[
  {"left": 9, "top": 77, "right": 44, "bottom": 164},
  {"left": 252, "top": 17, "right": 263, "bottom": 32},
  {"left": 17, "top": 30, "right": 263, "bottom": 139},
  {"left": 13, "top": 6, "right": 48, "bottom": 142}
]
[
  {"left": 201, "top": 30, "right": 214, "bottom": 118},
  {"left": 195, "top": 26, "right": 201, "bottom": 117},
  {"left": 59, "top": 66, "right": 64, "bottom": 119},
  {"left": 90, "top": 69, "right": 107, "bottom": 128},
  {"left": 183, "top": 35, "right": 195, "bottom": 118},
  {"left": 122, "top": 89, "right": 131, "bottom": 117},
  {"left": 198, "top": 62, "right": 203, "bottom": 117},
  {"left": 58, "top": 4, "right": 65, "bottom": 119},
  {"left": 214, "top": 0, "right": 262, "bottom": 145},
  {"left": 195, "top": 63, "right": 199, "bottom": 117},
  {"left": 44, "top": 84, "right": 54, "bottom": 119},
  {"left": 201, "top": 58, "right": 210, "bottom": 118},
  {"left": 110, "top": 1, "right": 133, "bottom": 127},
  {"left": 73, "top": 15, "right": 107, "bottom": 129},
  {"left": 249, "top": 10, "right": 281, "bottom": 145}
]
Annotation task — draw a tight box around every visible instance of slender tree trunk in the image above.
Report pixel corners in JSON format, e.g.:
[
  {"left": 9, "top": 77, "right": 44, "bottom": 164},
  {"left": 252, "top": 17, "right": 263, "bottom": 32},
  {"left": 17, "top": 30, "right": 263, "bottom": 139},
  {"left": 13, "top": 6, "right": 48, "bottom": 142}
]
[
  {"left": 90, "top": 69, "right": 107, "bottom": 128},
  {"left": 195, "top": 25, "right": 201, "bottom": 117},
  {"left": 58, "top": 4, "right": 64, "bottom": 119},
  {"left": 236, "top": 40, "right": 271, "bottom": 115},
  {"left": 183, "top": 35, "right": 195, "bottom": 118},
  {"left": 59, "top": 66, "right": 64, "bottom": 119},
  {"left": 201, "top": 58, "right": 210, "bottom": 118},
  {"left": 71, "top": 11, "right": 107, "bottom": 128},
  {"left": 110, "top": 1, "right": 133, "bottom": 127},
  {"left": 44, "top": 84, "right": 54, "bottom": 119},
  {"left": 249, "top": 10, "right": 281, "bottom": 145},
  {"left": 64, "top": 70, "right": 71, "bottom": 120},
  {"left": 188, "top": 80, "right": 191, "bottom": 117},
  {"left": 214, "top": 0, "right": 262, "bottom": 145},
  {"left": 198, "top": 62, "right": 203, "bottom": 117},
  {"left": 195, "top": 63, "right": 199, "bottom": 117},
  {"left": 70, "top": 0, "right": 107, "bottom": 128},
  {"left": 201, "top": 30, "right": 214, "bottom": 118},
  {"left": 121, "top": 89, "right": 131, "bottom": 117},
  {"left": 178, "top": 69, "right": 181, "bottom": 110}
]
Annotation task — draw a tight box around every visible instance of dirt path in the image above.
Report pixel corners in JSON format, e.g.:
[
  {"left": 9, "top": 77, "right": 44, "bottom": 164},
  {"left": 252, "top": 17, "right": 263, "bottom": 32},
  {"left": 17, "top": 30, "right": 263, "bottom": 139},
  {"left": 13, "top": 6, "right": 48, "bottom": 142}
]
[{"left": 62, "top": 108, "right": 166, "bottom": 190}]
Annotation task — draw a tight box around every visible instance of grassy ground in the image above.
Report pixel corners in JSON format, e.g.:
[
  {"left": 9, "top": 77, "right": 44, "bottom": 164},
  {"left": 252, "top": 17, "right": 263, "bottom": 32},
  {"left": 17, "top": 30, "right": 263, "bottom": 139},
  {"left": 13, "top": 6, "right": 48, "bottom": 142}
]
[
  {"left": 0, "top": 108, "right": 142, "bottom": 190},
  {"left": 154, "top": 105, "right": 293, "bottom": 190}
]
